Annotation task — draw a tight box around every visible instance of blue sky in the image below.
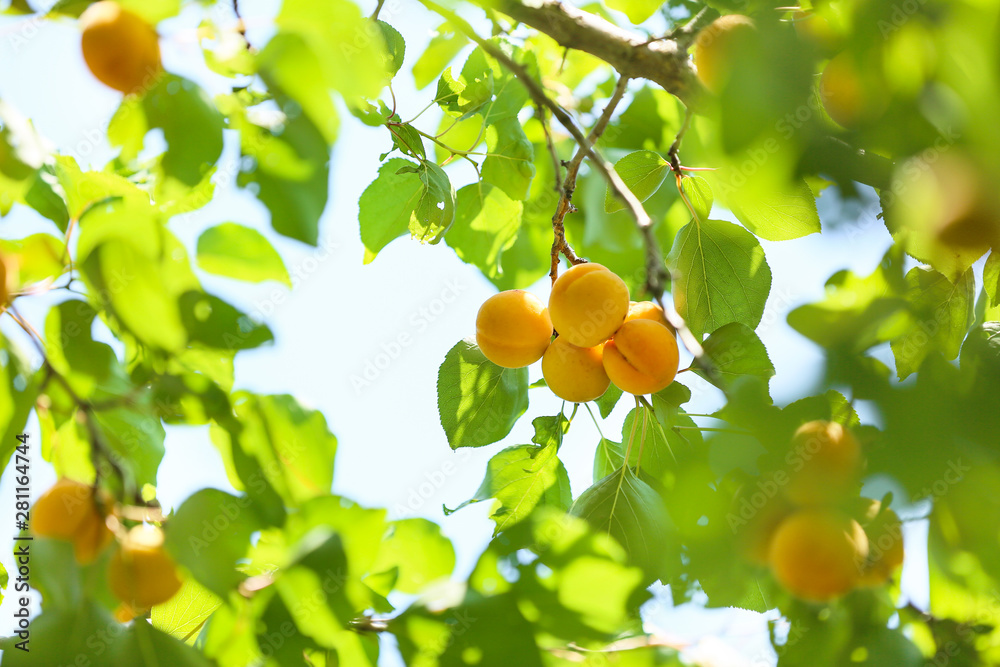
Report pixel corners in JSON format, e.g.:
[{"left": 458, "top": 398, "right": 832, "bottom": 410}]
[{"left": 0, "top": 2, "right": 933, "bottom": 664}]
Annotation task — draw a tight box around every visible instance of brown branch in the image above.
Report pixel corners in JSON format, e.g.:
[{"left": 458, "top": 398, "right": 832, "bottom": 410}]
[
  {"left": 478, "top": 0, "right": 704, "bottom": 107},
  {"left": 548, "top": 74, "right": 630, "bottom": 282}
]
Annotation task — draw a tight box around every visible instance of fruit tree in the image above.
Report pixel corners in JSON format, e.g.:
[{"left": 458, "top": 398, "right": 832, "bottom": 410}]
[{"left": 0, "top": 0, "right": 999, "bottom": 665}]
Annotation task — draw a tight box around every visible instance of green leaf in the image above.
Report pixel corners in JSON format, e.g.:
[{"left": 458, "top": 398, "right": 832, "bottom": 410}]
[
  {"left": 179, "top": 291, "right": 274, "bottom": 351},
  {"left": 369, "top": 519, "right": 455, "bottom": 594},
  {"left": 196, "top": 223, "right": 291, "bottom": 286},
  {"left": 680, "top": 174, "right": 714, "bottom": 221},
  {"left": 668, "top": 218, "right": 773, "bottom": 339},
  {"left": 606, "top": 0, "right": 661, "bottom": 24},
  {"left": 151, "top": 579, "right": 222, "bottom": 644},
  {"left": 231, "top": 96, "right": 329, "bottom": 246},
  {"left": 44, "top": 300, "right": 130, "bottom": 400},
  {"left": 53, "top": 155, "right": 149, "bottom": 220},
  {"left": 92, "top": 404, "right": 166, "bottom": 488},
  {"left": 437, "top": 338, "right": 529, "bottom": 449},
  {"left": 412, "top": 23, "right": 467, "bottom": 89},
  {"left": 393, "top": 593, "right": 544, "bottom": 667},
  {"left": 409, "top": 161, "right": 455, "bottom": 243},
  {"left": 605, "top": 150, "right": 670, "bottom": 213},
  {"left": 274, "top": 0, "right": 390, "bottom": 100},
  {"left": 723, "top": 177, "right": 821, "bottom": 241},
  {"left": 0, "top": 340, "right": 36, "bottom": 480},
  {"left": 359, "top": 158, "right": 425, "bottom": 262},
  {"left": 230, "top": 393, "right": 338, "bottom": 506},
  {"left": 983, "top": 251, "right": 999, "bottom": 307},
  {"left": 448, "top": 443, "right": 571, "bottom": 534},
  {"left": 596, "top": 383, "right": 623, "bottom": 418},
  {"left": 256, "top": 33, "right": 340, "bottom": 143},
  {"left": 695, "top": 322, "right": 776, "bottom": 391},
  {"left": 482, "top": 117, "right": 535, "bottom": 201},
  {"left": 0, "top": 233, "right": 65, "bottom": 287},
  {"left": 377, "top": 21, "right": 406, "bottom": 76},
  {"left": 890, "top": 267, "right": 975, "bottom": 379},
  {"left": 359, "top": 158, "right": 455, "bottom": 261},
  {"left": 570, "top": 466, "right": 677, "bottom": 583},
  {"left": 446, "top": 183, "right": 522, "bottom": 280},
  {"left": 788, "top": 255, "right": 914, "bottom": 351},
  {"left": 530, "top": 413, "right": 568, "bottom": 448},
  {"left": 388, "top": 120, "right": 426, "bottom": 159},
  {"left": 438, "top": 44, "right": 531, "bottom": 126},
  {"left": 141, "top": 75, "right": 225, "bottom": 201},
  {"left": 82, "top": 238, "right": 187, "bottom": 351},
  {"left": 166, "top": 489, "right": 261, "bottom": 598},
  {"left": 110, "top": 617, "right": 216, "bottom": 666}
]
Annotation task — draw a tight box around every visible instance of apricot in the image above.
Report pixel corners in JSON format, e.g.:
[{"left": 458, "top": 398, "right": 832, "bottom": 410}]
[
  {"left": 80, "top": 1, "right": 162, "bottom": 95},
  {"left": 548, "top": 263, "right": 629, "bottom": 348},
  {"left": 784, "top": 420, "right": 862, "bottom": 506},
  {"left": 694, "top": 15, "right": 757, "bottom": 93},
  {"left": 32, "top": 478, "right": 114, "bottom": 564},
  {"left": 769, "top": 508, "right": 869, "bottom": 602},
  {"left": 541, "top": 336, "right": 610, "bottom": 403},
  {"left": 625, "top": 301, "right": 676, "bottom": 335},
  {"left": 476, "top": 290, "right": 553, "bottom": 368},
  {"left": 820, "top": 51, "right": 889, "bottom": 128},
  {"left": 108, "top": 524, "right": 183, "bottom": 610},
  {"left": 602, "top": 319, "right": 679, "bottom": 396},
  {"left": 857, "top": 503, "right": 904, "bottom": 586}
]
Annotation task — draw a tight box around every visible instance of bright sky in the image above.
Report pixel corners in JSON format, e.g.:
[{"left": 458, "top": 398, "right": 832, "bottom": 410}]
[{"left": 0, "top": 2, "right": 931, "bottom": 664}]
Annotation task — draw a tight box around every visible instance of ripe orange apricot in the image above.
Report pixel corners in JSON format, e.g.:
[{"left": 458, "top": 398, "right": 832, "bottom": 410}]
[
  {"left": 625, "top": 301, "right": 676, "bottom": 335},
  {"left": 820, "top": 51, "right": 888, "bottom": 128},
  {"left": 548, "top": 263, "right": 629, "bottom": 348},
  {"left": 80, "top": 1, "right": 162, "bottom": 95},
  {"left": 602, "top": 319, "right": 679, "bottom": 396},
  {"left": 857, "top": 503, "right": 904, "bottom": 586},
  {"left": 541, "top": 336, "right": 610, "bottom": 403},
  {"left": 784, "top": 420, "right": 862, "bottom": 506},
  {"left": 694, "top": 15, "right": 757, "bottom": 93},
  {"left": 109, "top": 524, "right": 183, "bottom": 610},
  {"left": 32, "top": 478, "right": 113, "bottom": 564},
  {"left": 476, "top": 290, "right": 553, "bottom": 368},
  {"left": 769, "top": 508, "right": 869, "bottom": 602}
]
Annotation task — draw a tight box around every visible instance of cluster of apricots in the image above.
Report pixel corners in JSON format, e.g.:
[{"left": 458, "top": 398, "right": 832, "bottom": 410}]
[
  {"left": 736, "top": 421, "right": 904, "bottom": 602},
  {"left": 79, "top": 1, "right": 162, "bottom": 95},
  {"left": 476, "top": 263, "right": 680, "bottom": 403},
  {"left": 693, "top": 11, "right": 886, "bottom": 129},
  {"left": 31, "top": 479, "right": 183, "bottom": 615}
]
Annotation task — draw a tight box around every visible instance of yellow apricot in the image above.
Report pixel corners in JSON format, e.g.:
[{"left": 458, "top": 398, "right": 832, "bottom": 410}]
[
  {"left": 541, "top": 336, "right": 610, "bottom": 403},
  {"left": 857, "top": 504, "right": 904, "bottom": 587},
  {"left": 32, "top": 478, "right": 114, "bottom": 564},
  {"left": 602, "top": 319, "right": 679, "bottom": 396},
  {"left": 769, "top": 508, "right": 869, "bottom": 602},
  {"left": 548, "top": 263, "right": 629, "bottom": 348},
  {"left": 476, "top": 290, "right": 553, "bottom": 368},
  {"left": 694, "top": 15, "right": 757, "bottom": 93},
  {"left": 80, "top": 1, "right": 162, "bottom": 95},
  {"left": 820, "top": 51, "right": 889, "bottom": 128},
  {"left": 625, "top": 301, "right": 676, "bottom": 335},
  {"left": 109, "top": 524, "right": 183, "bottom": 610},
  {"left": 784, "top": 420, "right": 862, "bottom": 506}
]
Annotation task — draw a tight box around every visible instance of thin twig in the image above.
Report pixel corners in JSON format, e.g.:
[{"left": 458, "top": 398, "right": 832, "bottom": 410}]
[
  {"left": 371, "top": 0, "right": 387, "bottom": 20},
  {"left": 547, "top": 75, "right": 629, "bottom": 281},
  {"left": 666, "top": 107, "right": 693, "bottom": 174},
  {"left": 535, "top": 104, "right": 564, "bottom": 196}
]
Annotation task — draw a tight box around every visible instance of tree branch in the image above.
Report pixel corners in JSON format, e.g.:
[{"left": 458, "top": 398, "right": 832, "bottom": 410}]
[{"left": 480, "top": 0, "right": 704, "bottom": 107}]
